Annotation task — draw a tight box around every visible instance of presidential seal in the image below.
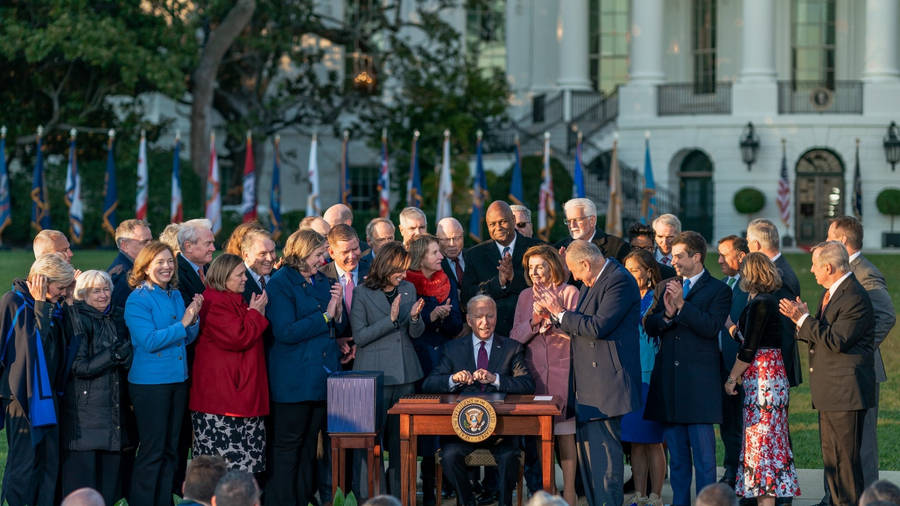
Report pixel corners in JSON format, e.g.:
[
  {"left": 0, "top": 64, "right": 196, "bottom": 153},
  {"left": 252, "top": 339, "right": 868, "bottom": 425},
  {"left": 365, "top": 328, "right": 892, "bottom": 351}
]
[{"left": 451, "top": 397, "right": 497, "bottom": 443}]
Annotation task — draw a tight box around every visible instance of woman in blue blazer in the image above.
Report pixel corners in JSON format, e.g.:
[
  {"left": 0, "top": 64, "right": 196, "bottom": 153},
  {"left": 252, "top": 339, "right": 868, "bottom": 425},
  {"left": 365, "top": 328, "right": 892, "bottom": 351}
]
[
  {"left": 124, "top": 241, "right": 202, "bottom": 506},
  {"left": 266, "top": 229, "right": 346, "bottom": 506}
]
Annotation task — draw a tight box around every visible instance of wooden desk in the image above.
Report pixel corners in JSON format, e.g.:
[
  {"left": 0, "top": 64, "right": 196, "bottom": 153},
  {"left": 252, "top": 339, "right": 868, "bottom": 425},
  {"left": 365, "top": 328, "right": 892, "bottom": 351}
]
[{"left": 388, "top": 394, "right": 561, "bottom": 506}]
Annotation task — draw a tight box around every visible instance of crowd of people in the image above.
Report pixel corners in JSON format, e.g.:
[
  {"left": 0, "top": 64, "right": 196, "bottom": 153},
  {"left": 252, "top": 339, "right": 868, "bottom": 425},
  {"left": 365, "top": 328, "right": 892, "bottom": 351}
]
[{"left": 0, "top": 197, "right": 895, "bottom": 506}]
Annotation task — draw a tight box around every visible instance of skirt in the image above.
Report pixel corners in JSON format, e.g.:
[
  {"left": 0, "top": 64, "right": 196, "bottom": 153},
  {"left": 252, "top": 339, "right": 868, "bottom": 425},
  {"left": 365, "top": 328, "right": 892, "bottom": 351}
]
[
  {"left": 621, "top": 382, "right": 664, "bottom": 444},
  {"left": 191, "top": 411, "right": 266, "bottom": 473},
  {"left": 735, "top": 349, "right": 800, "bottom": 499}
]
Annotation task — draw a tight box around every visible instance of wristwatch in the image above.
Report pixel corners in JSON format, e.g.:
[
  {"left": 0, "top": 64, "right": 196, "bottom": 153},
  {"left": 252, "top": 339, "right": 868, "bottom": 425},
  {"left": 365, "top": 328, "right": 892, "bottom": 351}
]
[{"left": 322, "top": 312, "right": 332, "bottom": 324}]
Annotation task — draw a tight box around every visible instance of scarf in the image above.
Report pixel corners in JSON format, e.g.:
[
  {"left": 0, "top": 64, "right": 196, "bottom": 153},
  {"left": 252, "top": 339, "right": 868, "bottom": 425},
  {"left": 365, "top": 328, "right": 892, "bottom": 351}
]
[{"left": 405, "top": 269, "right": 451, "bottom": 303}]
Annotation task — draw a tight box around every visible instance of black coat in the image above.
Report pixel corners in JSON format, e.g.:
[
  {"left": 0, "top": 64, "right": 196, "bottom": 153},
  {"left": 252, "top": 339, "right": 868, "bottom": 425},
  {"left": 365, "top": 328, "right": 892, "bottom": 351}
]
[
  {"left": 774, "top": 254, "right": 803, "bottom": 386},
  {"left": 107, "top": 251, "right": 134, "bottom": 310},
  {"left": 177, "top": 253, "right": 207, "bottom": 307},
  {"left": 422, "top": 334, "right": 534, "bottom": 395},
  {"left": 61, "top": 301, "right": 133, "bottom": 452}
]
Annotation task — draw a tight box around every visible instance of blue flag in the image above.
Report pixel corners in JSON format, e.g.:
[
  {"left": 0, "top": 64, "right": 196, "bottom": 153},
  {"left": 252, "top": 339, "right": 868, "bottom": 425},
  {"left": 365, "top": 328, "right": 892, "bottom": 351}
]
[
  {"left": 407, "top": 133, "right": 422, "bottom": 208},
  {"left": 31, "top": 135, "right": 51, "bottom": 232},
  {"left": 0, "top": 132, "right": 10, "bottom": 236},
  {"left": 270, "top": 136, "right": 283, "bottom": 240},
  {"left": 469, "top": 136, "right": 489, "bottom": 242},
  {"left": 509, "top": 137, "right": 524, "bottom": 205},
  {"left": 853, "top": 141, "right": 862, "bottom": 219},
  {"left": 102, "top": 135, "right": 118, "bottom": 237},
  {"left": 640, "top": 137, "right": 657, "bottom": 224},
  {"left": 573, "top": 135, "right": 585, "bottom": 198}
]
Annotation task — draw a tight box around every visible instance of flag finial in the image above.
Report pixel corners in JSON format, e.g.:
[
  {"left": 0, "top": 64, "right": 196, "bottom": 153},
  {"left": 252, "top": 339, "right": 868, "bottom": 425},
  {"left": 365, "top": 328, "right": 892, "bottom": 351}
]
[
  {"left": 645, "top": 130, "right": 651, "bottom": 139},
  {"left": 856, "top": 137, "right": 860, "bottom": 146},
  {"left": 381, "top": 128, "right": 387, "bottom": 140},
  {"left": 275, "top": 134, "right": 280, "bottom": 143},
  {"left": 70, "top": 128, "right": 77, "bottom": 139},
  {"left": 343, "top": 130, "right": 350, "bottom": 140},
  {"left": 108, "top": 129, "right": 115, "bottom": 139},
  {"left": 413, "top": 130, "right": 420, "bottom": 139},
  {"left": 614, "top": 131, "right": 619, "bottom": 141},
  {"left": 577, "top": 131, "right": 583, "bottom": 143},
  {"left": 141, "top": 129, "right": 146, "bottom": 138},
  {"left": 444, "top": 129, "right": 450, "bottom": 138},
  {"left": 544, "top": 131, "right": 550, "bottom": 140},
  {"left": 1, "top": 126, "right": 5, "bottom": 138},
  {"left": 37, "top": 125, "right": 44, "bottom": 138},
  {"left": 175, "top": 129, "right": 181, "bottom": 142},
  {"left": 210, "top": 131, "right": 215, "bottom": 143}
]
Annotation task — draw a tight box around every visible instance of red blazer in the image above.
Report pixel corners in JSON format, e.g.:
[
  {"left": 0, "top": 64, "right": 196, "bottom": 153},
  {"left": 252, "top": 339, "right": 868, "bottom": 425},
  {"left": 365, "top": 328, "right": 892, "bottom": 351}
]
[{"left": 189, "top": 287, "right": 270, "bottom": 417}]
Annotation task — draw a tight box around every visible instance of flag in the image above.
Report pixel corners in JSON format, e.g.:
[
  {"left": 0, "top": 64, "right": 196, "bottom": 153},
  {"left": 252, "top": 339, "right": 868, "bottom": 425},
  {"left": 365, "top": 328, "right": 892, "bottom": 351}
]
[
  {"left": 65, "top": 132, "right": 83, "bottom": 244},
  {"left": 640, "top": 134, "right": 657, "bottom": 224},
  {"left": 270, "top": 136, "right": 283, "bottom": 240},
  {"left": 776, "top": 141, "right": 791, "bottom": 228},
  {"left": 605, "top": 137, "right": 623, "bottom": 237},
  {"left": 171, "top": 135, "right": 183, "bottom": 223},
  {"left": 537, "top": 132, "right": 555, "bottom": 241},
  {"left": 31, "top": 129, "right": 51, "bottom": 232},
  {"left": 306, "top": 134, "right": 320, "bottom": 217},
  {"left": 436, "top": 130, "right": 453, "bottom": 222},
  {"left": 102, "top": 131, "right": 118, "bottom": 237},
  {"left": 508, "top": 136, "right": 524, "bottom": 205},
  {"left": 205, "top": 133, "right": 222, "bottom": 235},
  {"left": 340, "top": 130, "right": 351, "bottom": 206},
  {"left": 0, "top": 127, "right": 11, "bottom": 237},
  {"left": 135, "top": 131, "right": 148, "bottom": 220},
  {"left": 377, "top": 130, "right": 390, "bottom": 217},
  {"left": 573, "top": 132, "right": 585, "bottom": 198},
  {"left": 853, "top": 139, "right": 862, "bottom": 220},
  {"left": 469, "top": 131, "right": 489, "bottom": 242},
  {"left": 241, "top": 132, "right": 257, "bottom": 222},
  {"left": 407, "top": 131, "right": 423, "bottom": 208}
]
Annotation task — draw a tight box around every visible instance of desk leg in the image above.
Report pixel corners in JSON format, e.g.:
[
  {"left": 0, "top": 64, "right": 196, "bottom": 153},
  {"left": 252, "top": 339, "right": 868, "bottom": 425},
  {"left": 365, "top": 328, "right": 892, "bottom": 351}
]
[
  {"left": 331, "top": 444, "right": 340, "bottom": 501},
  {"left": 409, "top": 432, "right": 418, "bottom": 505},
  {"left": 539, "top": 415, "right": 555, "bottom": 494},
  {"left": 399, "top": 414, "right": 411, "bottom": 506}
]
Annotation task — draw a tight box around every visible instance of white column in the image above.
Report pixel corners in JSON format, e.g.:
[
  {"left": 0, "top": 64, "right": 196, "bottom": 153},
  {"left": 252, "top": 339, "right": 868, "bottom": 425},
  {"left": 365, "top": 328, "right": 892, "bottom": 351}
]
[
  {"left": 628, "top": 0, "right": 664, "bottom": 85},
  {"left": 556, "top": 0, "right": 592, "bottom": 91},
  {"left": 863, "top": 0, "right": 900, "bottom": 82},
  {"left": 739, "top": 0, "right": 776, "bottom": 82}
]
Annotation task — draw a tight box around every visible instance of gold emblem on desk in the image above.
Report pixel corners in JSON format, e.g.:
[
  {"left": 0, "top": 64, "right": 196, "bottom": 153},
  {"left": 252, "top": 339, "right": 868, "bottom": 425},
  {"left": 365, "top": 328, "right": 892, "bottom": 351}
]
[{"left": 451, "top": 397, "right": 497, "bottom": 442}]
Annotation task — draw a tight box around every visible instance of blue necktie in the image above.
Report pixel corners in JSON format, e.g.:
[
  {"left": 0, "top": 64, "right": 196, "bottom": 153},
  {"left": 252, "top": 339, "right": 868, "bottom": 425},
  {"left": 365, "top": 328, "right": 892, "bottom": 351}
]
[
  {"left": 682, "top": 278, "right": 692, "bottom": 298},
  {"left": 501, "top": 246, "right": 510, "bottom": 258}
]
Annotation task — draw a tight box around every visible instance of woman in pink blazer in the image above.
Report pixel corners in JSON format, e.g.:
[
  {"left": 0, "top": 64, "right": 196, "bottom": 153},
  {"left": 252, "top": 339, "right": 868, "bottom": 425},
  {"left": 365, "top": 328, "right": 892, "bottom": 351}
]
[{"left": 510, "top": 244, "right": 579, "bottom": 505}]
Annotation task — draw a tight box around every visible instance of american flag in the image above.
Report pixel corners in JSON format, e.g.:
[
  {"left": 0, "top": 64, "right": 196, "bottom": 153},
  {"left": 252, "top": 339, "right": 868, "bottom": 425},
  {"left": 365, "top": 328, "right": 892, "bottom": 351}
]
[
  {"left": 776, "top": 142, "right": 790, "bottom": 228},
  {"left": 378, "top": 130, "right": 390, "bottom": 217}
]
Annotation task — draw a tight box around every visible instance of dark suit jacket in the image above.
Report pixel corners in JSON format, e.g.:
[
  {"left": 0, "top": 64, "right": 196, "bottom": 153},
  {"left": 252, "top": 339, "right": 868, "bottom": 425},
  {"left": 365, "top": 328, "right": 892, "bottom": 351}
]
[
  {"left": 774, "top": 254, "right": 803, "bottom": 386},
  {"left": 556, "top": 228, "right": 631, "bottom": 263},
  {"left": 177, "top": 253, "right": 207, "bottom": 307},
  {"left": 242, "top": 267, "right": 264, "bottom": 303},
  {"left": 797, "top": 273, "right": 875, "bottom": 411},
  {"left": 644, "top": 270, "right": 731, "bottom": 424},
  {"left": 422, "top": 334, "right": 534, "bottom": 395},
  {"left": 441, "top": 257, "right": 463, "bottom": 287},
  {"left": 320, "top": 257, "right": 372, "bottom": 339},
  {"left": 720, "top": 283, "right": 749, "bottom": 373},
  {"left": 107, "top": 251, "right": 134, "bottom": 310},
  {"left": 850, "top": 254, "right": 896, "bottom": 383},
  {"left": 461, "top": 232, "right": 543, "bottom": 337},
  {"left": 559, "top": 259, "right": 642, "bottom": 421},
  {"left": 657, "top": 261, "right": 677, "bottom": 280}
]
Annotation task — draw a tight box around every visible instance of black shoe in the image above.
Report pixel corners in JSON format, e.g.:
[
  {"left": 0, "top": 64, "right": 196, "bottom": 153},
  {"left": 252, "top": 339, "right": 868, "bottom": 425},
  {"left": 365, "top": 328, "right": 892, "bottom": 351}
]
[
  {"left": 719, "top": 471, "right": 736, "bottom": 489},
  {"left": 623, "top": 475, "right": 635, "bottom": 493},
  {"left": 774, "top": 498, "right": 793, "bottom": 505},
  {"left": 476, "top": 490, "right": 499, "bottom": 505}
]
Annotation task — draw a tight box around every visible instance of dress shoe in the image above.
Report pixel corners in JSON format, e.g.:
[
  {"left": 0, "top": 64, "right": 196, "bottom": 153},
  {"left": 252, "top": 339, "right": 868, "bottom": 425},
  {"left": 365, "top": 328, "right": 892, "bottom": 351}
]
[
  {"left": 623, "top": 475, "right": 636, "bottom": 493},
  {"left": 476, "top": 490, "right": 499, "bottom": 505},
  {"left": 718, "top": 474, "right": 736, "bottom": 490}
]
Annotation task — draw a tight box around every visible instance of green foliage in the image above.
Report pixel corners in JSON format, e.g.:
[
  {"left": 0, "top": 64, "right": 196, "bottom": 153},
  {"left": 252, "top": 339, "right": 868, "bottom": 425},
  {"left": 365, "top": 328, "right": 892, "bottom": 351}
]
[
  {"left": 493, "top": 155, "right": 573, "bottom": 243},
  {"left": 325, "top": 488, "right": 357, "bottom": 506},
  {"left": 876, "top": 189, "right": 900, "bottom": 216},
  {"left": 733, "top": 187, "right": 766, "bottom": 215}
]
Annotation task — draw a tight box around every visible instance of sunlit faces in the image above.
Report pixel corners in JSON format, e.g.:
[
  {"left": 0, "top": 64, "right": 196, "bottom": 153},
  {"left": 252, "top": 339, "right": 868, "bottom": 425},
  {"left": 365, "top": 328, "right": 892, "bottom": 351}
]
[
  {"left": 671, "top": 243, "right": 702, "bottom": 279},
  {"left": 399, "top": 216, "right": 427, "bottom": 244},
  {"left": 388, "top": 269, "right": 407, "bottom": 289},
  {"left": 84, "top": 284, "right": 112, "bottom": 311},
  {"left": 422, "top": 242, "right": 444, "bottom": 274},
  {"left": 717, "top": 241, "right": 742, "bottom": 277},
  {"left": 564, "top": 207, "right": 596, "bottom": 241},
  {"left": 512, "top": 210, "right": 534, "bottom": 238},
  {"left": 485, "top": 206, "right": 515, "bottom": 245},
  {"left": 809, "top": 249, "right": 833, "bottom": 288},
  {"left": 45, "top": 281, "right": 70, "bottom": 303},
  {"left": 630, "top": 235, "right": 655, "bottom": 252},
  {"left": 625, "top": 257, "right": 651, "bottom": 291},
  {"left": 436, "top": 224, "right": 464, "bottom": 259},
  {"left": 653, "top": 223, "right": 677, "bottom": 255},
  {"left": 528, "top": 255, "right": 552, "bottom": 287},
  {"left": 467, "top": 300, "right": 497, "bottom": 340},
  {"left": 368, "top": 222, "right": 396, "bottom": 255},
  {"left": 330, "top": 238, "right": 361, "bottom": 273},
  {"left": 304, "top": 245, "right": 328, "bottom": 274},
  {"left": 225, "top": 263, "right": 247, "bottom": 294},
  {"left": 146, "top": 249, "right": 176, "bottom": 287},
  {"left": 122, "top": 226, "right": 153, "bottom": 260},
  {"left": 245, "top": 238, "right": 276, "bottom": 276},
  {"left": 52, "top": 235, "right": 74, "bottom": 262},
  {"left": 184, "top": 228, "right": 216, "bottom": 265}
]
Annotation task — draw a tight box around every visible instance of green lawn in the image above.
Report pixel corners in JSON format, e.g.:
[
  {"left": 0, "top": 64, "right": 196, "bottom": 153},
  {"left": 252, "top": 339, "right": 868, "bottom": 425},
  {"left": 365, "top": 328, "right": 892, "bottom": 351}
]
[{"left": 0, "top": 249, "right": 899, "bottom": 473}]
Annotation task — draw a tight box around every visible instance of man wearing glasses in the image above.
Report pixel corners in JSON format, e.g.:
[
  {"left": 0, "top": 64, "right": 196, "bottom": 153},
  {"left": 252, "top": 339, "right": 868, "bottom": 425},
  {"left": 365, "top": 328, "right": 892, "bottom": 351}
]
[
  {"left": 510, "top": 205, "right": 534, "bottom": 238},
  {"left": 108, "top": 219, "right": 153, "bottom": 309},
  {"left": 556, "top": 198, "right": 631, "bottom": 263},
  {"left": 436, "top": 217, "right": 466, "bottom": 291}
]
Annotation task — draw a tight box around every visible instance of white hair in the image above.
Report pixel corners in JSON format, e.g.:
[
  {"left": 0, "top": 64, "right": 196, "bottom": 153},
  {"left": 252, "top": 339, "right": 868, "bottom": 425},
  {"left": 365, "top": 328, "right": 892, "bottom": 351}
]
[
  {"left": 177, "top": 218, "right": 213, "bottom": 251},
  {"left": 746, "top": 218, "right": 780, "bottom": 252},
  {"left": 466, "top": 294, "right": 497, "bottom": 314},
  {"left": 399, "top": 207, "right": 427, "bottom": 226},
  {"left": 563, "top": 198, "right": 597, "bottom": 218},
  {"left": 510, "top": 205, "right": 532, "bottom": 221},
  {"left": 565, "top": 239, "right": 603, "bottom": 264},
  {"left": 652, "top": 213, "right": 681, "bottom": 233},
  {"left": 813, "top": 240, "right": 850, "bottom": 273},
  {"left": 74, "top": 270, "right": 113, "bottom": 301}
]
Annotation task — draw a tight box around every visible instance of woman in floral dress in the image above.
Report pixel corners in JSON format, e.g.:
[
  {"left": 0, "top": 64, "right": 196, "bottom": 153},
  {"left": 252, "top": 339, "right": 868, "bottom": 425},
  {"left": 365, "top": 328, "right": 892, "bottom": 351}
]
[{"left": 724, "top": 252, "right": 800, "bottom": 505}]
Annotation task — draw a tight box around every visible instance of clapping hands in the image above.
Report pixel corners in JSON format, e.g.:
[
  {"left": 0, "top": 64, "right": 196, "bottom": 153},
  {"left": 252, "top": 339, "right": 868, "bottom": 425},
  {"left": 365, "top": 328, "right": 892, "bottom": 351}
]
[
  {"left": 248, "top": 291, "right": 268, "bottom": 316},
  {"left": 326, "top": 282, "right": 344, "bottom": 320},
  {"left": 181, "top": 294, "right": 203, "bottom": 327}
]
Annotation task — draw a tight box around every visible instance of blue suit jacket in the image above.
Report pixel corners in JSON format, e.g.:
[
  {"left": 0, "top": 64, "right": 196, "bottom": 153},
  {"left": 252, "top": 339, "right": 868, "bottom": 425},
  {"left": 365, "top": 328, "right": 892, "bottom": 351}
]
[
  {"left": 559, "top": 258, "right": 642, "bottom": 421},
  {"left": 266, "top": 267, "right": 346, "bottom": 403}
]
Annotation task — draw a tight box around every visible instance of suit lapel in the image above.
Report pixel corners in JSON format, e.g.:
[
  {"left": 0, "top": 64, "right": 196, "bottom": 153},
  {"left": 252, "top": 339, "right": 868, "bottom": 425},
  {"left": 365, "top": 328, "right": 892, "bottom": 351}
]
[
  {"left": 486, "top": 338, "right": 503, "bottom": 373},
  {"left": 684, "top": 270, "right": 709, "bottom": 300},
  {"left": 467, "top": 338, "right": 479, "bottom": 372}
]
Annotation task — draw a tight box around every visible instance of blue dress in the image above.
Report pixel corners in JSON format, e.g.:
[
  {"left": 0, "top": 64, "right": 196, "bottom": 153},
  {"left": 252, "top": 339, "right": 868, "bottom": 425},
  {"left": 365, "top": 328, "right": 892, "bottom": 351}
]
[{"left": 621, "top": 290, "right": 664, "bottom": 443}]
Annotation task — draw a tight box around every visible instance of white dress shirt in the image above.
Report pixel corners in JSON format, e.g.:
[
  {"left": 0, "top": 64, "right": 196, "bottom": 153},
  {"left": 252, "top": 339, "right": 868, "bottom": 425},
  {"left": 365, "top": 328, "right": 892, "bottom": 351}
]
[{"left": 448, "top": 334, "right": 502, "bottom": 389}]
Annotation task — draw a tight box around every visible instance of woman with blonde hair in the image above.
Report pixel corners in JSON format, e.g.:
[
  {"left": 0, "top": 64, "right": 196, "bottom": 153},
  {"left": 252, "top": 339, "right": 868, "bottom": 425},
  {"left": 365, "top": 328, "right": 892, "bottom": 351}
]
[
  {"left": 510, "top": 244, "right": 579, "bottom": 506},
  {"left": 125, "top": 241, "right": 202, "bottom": 506},
  {"left": 265, "top": 229, "right": 345, "bottom": 505},
  {"left": 61, "top": 270, "right": 133, "bottom": 504},
  {"left": 189, "top": 253, "right": 269, "bottom": 473},
  {"left": 725, "top": 252, "right": 800, "bottom": 505}
]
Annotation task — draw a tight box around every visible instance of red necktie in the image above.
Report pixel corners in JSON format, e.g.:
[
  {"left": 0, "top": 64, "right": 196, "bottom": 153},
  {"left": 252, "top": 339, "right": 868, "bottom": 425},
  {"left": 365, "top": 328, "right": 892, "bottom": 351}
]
[
  {"left": 477, "top": 341, "right": 489, "bottom": 391},
  {"left": 661, "top": 256, "right": 670, "bottom": 265},
  {"left": 197, "top": 267, "right": 206, "bottom": 285},
  {"left": 452, "top": 257, "right": 463, "bottom": 283}
]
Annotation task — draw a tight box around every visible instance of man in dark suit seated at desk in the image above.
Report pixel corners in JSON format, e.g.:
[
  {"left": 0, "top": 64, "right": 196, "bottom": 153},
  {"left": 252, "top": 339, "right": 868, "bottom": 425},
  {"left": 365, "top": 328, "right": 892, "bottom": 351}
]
[{"left": 423, "top": 295, "right": 535, "bottom": 506}]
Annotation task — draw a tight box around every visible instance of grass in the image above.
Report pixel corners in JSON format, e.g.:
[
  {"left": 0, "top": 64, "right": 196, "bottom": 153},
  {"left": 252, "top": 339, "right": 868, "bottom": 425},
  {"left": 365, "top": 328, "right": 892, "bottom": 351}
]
[{"left": 0, "top": 249, "right": 899, "bottom": 473}]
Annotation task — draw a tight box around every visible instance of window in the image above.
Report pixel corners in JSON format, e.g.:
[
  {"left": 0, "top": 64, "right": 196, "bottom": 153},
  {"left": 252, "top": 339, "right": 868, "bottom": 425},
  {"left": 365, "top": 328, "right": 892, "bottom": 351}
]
[
  {"left": 693, "top": 0, "right": 716, "bottom": 94},
  {"left": 792, "top": 0, "right": 836, "bottom": 89},
  {"left": 589, "top": 0, "right": 630, "bottom": 95},
  {"left": 348, "top": 165, "right": 378, "bottom": 211},
  {"left": 466, "top": 0, "right": 506, "bottom": 76}
]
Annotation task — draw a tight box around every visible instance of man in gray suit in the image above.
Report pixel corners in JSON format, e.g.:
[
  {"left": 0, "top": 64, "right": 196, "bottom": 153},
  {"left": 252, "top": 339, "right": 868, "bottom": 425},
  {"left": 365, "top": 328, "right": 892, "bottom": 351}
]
[{"left": 828, "top": 217, "right": 895, "bottom": 488}]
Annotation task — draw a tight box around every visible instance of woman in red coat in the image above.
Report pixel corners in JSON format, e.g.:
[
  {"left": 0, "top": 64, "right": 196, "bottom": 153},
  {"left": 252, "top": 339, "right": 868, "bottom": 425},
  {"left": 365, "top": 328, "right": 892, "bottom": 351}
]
[{"left": 189, "top": 253, "right": 269, "bottom": 473}]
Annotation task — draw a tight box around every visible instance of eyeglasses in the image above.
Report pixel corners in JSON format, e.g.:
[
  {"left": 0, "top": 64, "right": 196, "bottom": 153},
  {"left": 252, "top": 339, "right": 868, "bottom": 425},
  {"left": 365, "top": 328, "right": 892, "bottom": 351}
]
[
  {"left": 565, "top": 216, "right": 593, "bottom": 227},
  {"left": 439, "top": 235, "right": 464, "bottom": 243}
]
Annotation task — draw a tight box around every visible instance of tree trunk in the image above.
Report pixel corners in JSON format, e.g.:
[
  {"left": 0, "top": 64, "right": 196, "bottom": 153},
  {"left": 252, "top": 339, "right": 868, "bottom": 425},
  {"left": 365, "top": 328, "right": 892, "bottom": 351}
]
[{"left": 190, "top": 0, "right": 256, "bottom": 179}]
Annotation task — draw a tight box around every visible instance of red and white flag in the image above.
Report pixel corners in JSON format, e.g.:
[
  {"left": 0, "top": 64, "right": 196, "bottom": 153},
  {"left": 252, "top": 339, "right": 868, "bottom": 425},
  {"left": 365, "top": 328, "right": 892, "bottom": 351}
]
[
  {"left": 537, "top": 132, "right": 555, "bottom": 241},
  {"left": 378, "top": 129, "right": 390, "bottom": 217},
  {"left": 241, "top": 132, "right": 257, "bottom": 222},
  {"left": 205, "top": 133, "right": 222, "bottom": 234},
  {"left": 777, "top": 141, "right": 790, "bottom": 227},
  {"left": 171, "top": 133, "right": 183, "bottom": 223},
  {"left": 135, "top": 132, "right": 148, "bottom": 220}
]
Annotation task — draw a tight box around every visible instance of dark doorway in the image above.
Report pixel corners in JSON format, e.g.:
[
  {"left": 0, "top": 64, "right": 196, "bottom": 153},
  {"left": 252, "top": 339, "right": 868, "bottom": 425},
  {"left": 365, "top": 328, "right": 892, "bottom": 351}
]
[
  {"left": 795, "top": 148, "right": 844, "bottom": 247},
  {"left": 678, "top": 150, "right": 714, "bottom": 242}
]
